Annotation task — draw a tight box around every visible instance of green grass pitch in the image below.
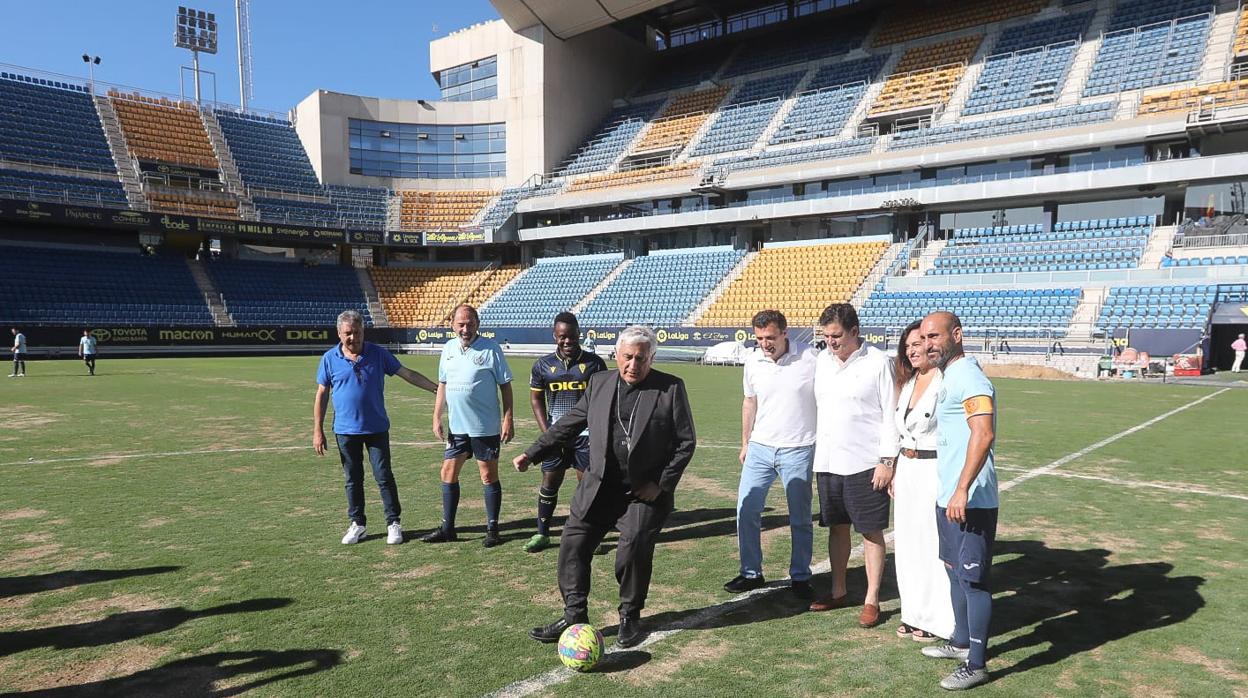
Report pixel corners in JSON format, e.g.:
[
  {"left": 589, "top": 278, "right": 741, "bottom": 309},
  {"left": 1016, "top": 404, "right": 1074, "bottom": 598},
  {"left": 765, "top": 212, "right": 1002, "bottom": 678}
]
[{"left": 1, "top": 355, "right": 1245, "bottom": 696}]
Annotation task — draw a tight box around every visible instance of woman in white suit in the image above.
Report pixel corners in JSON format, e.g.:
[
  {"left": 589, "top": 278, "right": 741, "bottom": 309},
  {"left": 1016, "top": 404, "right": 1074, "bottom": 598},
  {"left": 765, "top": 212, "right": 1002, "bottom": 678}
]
[{"left": 890, "top": 320, "right": 954, "bottom": 642}]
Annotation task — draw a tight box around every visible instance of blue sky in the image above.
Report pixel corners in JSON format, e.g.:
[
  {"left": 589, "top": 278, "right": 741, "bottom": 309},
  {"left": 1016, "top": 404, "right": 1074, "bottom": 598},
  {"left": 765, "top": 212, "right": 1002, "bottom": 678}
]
[{"left": 0, "top": 0, "right": 501, "bottom": 113}]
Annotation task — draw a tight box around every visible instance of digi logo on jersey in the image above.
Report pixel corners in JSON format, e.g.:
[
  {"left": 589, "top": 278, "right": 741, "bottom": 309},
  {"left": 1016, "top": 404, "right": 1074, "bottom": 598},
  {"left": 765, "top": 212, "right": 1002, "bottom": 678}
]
[{"left": 547, "top": 380, "right": 587, "bottom": 391}]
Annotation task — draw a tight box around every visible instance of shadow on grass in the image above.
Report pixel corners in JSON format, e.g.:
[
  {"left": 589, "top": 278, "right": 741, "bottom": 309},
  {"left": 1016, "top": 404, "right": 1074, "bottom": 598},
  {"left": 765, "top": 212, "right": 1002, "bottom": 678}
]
[
  {"left": 595, "top": 649, "right": 651, "bottom": 672},
  {"left": 8, "top": 648, "right": 341, "bottom": 697},
  {"left": 990, "top": 540, "right": 1205, "bottom": 679},
  {"left": 0, "top": 598, "right": 293, "bottom": 658},
  {"left": 0, "top": 566, "right": 181, "bottom": 598}
]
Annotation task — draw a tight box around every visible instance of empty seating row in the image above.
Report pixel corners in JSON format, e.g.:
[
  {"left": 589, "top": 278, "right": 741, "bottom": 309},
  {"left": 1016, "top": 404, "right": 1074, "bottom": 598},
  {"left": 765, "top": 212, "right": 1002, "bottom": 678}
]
[
  {"left": 873, "top": 0, "right": 1045, "bottom": 46},
  {"left": 1138, "top": 79, "right": 1248, "bottom": 116},
  {"left": 482, "top": 254, "right": 623, "bottom": 326},
  {"left": 204, "top": 258, "right": 370, "bottom": 327},
  {"left": 771, "top": 56, "right": 887, "bottom": 145},
  {"left": 555, "top": 101, "right": 662, "bottom": 177},
  {"left": 719, "top": 19, "right": 870, "bottom": 79},
  {"left": 147, "top": 189, "right": 240, "bottom": 219},
  {"left": 963, "top": 11, "right": 1093, "bottom": 116},
  {"left": 1098, "top": 284, "right": 1215, "bottom": 330},
  {"left": 699, "top": 241, "right": 888, "bottom": 327},
  {"left": 398, "top": 190, "right": 495, "bottom": 231},
  {"left": 0, "top": 168, "right": 127, "bottom": 207},
  {"left": 690, "top": 71, "right": 805, "bottom": 157},
  {"left": 214, "top": 110, "right": 322, "bottom": 194},
  {"left": 111, "top": 93, "right": 219, "bottom": 171},
  {"left": 0, "top": 246, "right": 213, "bottom": 327},
  {"left": 715, "top": 136, "right": 876, "bottom": 173},
  {"left": 890, "top": 102, "right": 1116, "bottom": 150},
  {"left": 565, "top": 163, "right": 699, "bottom": 194},
  {"left": 1084, "top": 10, "right": 1212, "bottom": 97},
  {"left": 1166, "top": 255, "right": 1248, "bottom": 266},
  {"left": 0, "top": 74, "right": 115, "bottom": 172},
  {"left": 632, "top": 86, "right": 730, "bottom": 154},
  {"left": 579, "top": 249, "right": 745, "bottom": 326},
  {"left": 861, "top": 288, "right": 1080, "bottom": 337},
  {"left": 370, "top": 265, "right": 521, "bottom": 327},
  {"left": 871, "top": 35, "right": 983, "bottom": 115}
]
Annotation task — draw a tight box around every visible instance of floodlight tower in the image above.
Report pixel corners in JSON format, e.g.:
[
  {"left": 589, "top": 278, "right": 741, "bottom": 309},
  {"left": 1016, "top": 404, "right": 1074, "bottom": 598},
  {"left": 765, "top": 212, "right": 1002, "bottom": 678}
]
[
  {"left": 235, "top": 0, "right": 254, "bottom": 110},
  {"left": 174, "top": 6, "right": 218, "bottom": 103}
]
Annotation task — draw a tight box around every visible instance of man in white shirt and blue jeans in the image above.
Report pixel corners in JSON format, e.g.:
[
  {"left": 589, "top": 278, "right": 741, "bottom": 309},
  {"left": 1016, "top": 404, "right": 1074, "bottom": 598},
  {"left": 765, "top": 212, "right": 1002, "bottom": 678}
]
[
  {"left": 725, "top": 310, "right": 820, "bottom": 599},
  {"left": 809, "top": 303, "right": 898, "bottom": 628},
  {"left": 10, "top": 328, "right": 27, "bottom": 377}
]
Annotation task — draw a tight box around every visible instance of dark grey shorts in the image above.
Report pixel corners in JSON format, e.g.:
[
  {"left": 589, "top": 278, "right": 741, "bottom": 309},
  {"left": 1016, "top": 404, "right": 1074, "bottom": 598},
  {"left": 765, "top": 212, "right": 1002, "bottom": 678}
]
[
  {"left": 936, "top": 505, "right": 998, "bottom": 585},
  {"left": 816, "top": 469, "right": 890, "bottom": 534}
]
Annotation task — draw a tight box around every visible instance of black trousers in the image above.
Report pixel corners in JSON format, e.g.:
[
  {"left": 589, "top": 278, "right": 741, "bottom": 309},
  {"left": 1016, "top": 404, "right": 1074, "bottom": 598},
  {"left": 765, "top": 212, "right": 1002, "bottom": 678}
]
[{"left": 557, "top": 485, "right": 672, "bottom": 621}]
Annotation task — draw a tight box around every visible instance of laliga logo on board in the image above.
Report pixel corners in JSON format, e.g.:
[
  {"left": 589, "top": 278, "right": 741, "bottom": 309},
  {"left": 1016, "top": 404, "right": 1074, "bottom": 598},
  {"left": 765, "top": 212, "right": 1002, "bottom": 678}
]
[
  {"left": 735, "top": 330, "right": 748, "bottom": 342},
  {"left": 418, "top": 330, "right": 429, "bottom": 341},
  {"left": 656, "top": 329, "right": 668, "bottom": 343}
]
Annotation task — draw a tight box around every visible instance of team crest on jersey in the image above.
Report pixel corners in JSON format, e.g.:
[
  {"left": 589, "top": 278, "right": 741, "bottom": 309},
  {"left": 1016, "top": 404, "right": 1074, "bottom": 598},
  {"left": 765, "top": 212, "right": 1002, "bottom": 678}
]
[
  {"left": 549, "top": 364, "right": 558, "bottom": 373},
  {"left": 579, "top": 363, "right": 585, "bottom": 373},
  {"left": 473, "top": 353, "right": 487, "bottom": 365}
]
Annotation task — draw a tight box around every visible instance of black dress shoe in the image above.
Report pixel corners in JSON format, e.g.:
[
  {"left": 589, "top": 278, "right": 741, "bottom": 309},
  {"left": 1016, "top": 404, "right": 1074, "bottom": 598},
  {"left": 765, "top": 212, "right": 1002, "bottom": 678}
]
[
  {"left": 723, "top": 574, "right": 766, "bottom": 593},
  {"left": 617, "top": 615, "right": 645, "bottom": 648},
  {"left": 419, "top": 527, "right": 457, "bottom": 543},
  {"left": 529, "top": 616, "right": 586, "bottom": 643},
  {"left": 483, "top": 529, "right": 502, "bottom": 548},
  {"left": 790, "top": 580, "right": 814, "bottom": 600}
]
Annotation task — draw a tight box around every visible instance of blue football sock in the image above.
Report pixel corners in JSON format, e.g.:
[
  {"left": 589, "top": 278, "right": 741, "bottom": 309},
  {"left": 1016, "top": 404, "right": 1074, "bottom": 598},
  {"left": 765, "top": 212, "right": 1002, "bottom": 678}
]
[
  {"left": 960, "top": 577, "right": 993, "bottom": 670},
  {"left": 484, "top": 481, "right": 502, "bottom": 530},
  {"left": 536, "top": 486, "right": 558, "bottom": 536},
  {"left": 946, "top": 564, "right": 970, "bottom": 649},
  {"left": 441, "top": 482, "right": 460, "bottom": 531}
]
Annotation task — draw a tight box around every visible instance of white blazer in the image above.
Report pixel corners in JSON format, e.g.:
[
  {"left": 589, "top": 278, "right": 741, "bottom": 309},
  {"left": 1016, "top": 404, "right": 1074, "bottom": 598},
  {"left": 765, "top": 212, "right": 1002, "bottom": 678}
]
[{"left": 895, "top": 371, "right": 942, "bottom": 452}]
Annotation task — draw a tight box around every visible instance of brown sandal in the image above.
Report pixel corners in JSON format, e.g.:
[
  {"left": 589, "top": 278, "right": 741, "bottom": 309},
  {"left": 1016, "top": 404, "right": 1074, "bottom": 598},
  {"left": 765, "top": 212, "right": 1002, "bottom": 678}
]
[
  {"left": 910, "top": 628, "right": 939, "bottom": 642},
  {"left": 896, "top": 623, "right": 915, "bottom": 638}
]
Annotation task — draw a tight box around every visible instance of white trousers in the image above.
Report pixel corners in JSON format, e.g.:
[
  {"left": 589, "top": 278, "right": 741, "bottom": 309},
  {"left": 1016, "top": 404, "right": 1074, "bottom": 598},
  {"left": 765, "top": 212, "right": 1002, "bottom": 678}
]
[{"left": 892, "top": 454, "right": 955, "bottom": 639}]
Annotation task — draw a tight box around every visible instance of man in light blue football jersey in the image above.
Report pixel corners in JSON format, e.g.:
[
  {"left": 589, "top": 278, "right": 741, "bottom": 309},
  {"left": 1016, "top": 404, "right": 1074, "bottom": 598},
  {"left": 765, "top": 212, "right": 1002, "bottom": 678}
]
[
  {"left": 424, "top": 304, "right": 514, "bottom": 548},
  {"left": 919, "top": 311, "right": 998, "bottom": 691}
]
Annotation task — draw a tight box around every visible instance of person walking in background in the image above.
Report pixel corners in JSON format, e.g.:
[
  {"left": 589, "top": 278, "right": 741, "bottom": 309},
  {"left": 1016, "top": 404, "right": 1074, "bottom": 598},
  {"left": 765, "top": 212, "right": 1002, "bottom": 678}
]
[
  {"left": 313, "top": 310, "right": 438, "bottom": 546},
  {"left": 425, "top": 304, "right": 514, "bottom": 548},
  {"left": 1232, "top": 333, "right": 1246, "bottom": 373},
  {"left": 10, "top": 328, "right": 26, "bottom": 377},
  {"left": 890, "top": 320, "right": 954, "bottom": 643},
  {"left": 78, "top": 330, "right": 97, "bottom": 376}
]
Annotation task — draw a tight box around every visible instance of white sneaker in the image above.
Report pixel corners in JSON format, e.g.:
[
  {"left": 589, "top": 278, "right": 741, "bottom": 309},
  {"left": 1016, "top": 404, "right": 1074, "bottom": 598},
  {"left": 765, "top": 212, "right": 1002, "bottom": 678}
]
[
  {"left": 6, "top": 374, "right": 13, "bottom": 378},
  {"left": 341, "top": 522, "right": 367, "bottom": 544},
  {"left": 386, "top": 522, "right": 403, "bottom": 545},
  {"left": 923, "top": 642, "right": 971, "bottom": 661}
]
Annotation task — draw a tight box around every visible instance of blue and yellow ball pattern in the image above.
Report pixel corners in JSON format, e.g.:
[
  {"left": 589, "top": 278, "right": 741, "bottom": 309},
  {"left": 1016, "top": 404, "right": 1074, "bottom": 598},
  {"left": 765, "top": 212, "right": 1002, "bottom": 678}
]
[{"left": 557, "top": 623, "right": 604, "bottom": 672}]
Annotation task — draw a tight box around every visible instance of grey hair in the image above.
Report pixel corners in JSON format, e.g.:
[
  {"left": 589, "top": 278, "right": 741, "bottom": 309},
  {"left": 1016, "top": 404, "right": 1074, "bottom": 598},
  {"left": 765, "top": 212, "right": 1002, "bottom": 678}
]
[
  {"left": 337, "top": 310, "right": 364, "bottom": 329},
  {"left": 617, "top": 325, "right": 657, "bottom": 357}
]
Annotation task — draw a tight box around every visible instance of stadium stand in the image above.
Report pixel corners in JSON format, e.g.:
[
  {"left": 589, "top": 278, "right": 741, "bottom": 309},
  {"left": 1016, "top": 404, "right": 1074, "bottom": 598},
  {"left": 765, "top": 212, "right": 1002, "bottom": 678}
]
[
  {"left": 554, "top": 101, "right": 663, "bottom": 177},
  {"left": 715, "top": 137, "right": 877, "bottom": 173},
  {"left": 689, "top": 71, "right": 804, "bottom": 157},
  {"left": 632, "top": 86, "right": 731, "bottom": 154},
  {"left": 1237, "top": 4, "right": 1248, "bottom": 55},
  {"left": 482, "top": 254, "right": 623, "bottom": 326},
  {"left": 324, "top": 185, "right": 389, "bottom": 230},
  {"left": 251, "top": 195, "right": 340, "bottom": 226},
  {"left": 1138, "top": 79, "right": 1248, "bottom": 116},
  {"left": 962, "top": 11, "right": 1093, "bottom": 116},
  {"left": 0, "top": 245, "right": 213, "bottom": 326},
  {"left": 213, "top": 110, "right": 321, "bottom": 193},
  {"left": 872, "top": 0, "right": 1045, "bottom": 46},
  {"left": 1171, "top": 254, "right": 1248, "bottom": 266},
  {"left": 398, "top": 190, "right": 495, "bottom": 231},
  {"left": 0, "top": 73, "right": 115, "bottom": 173},
  {"left": 870, "top": 35, "right": 983, "bottom": 115},
  {"left": 698, "top": 241, "right": 889, "bottom": 327},
  {"left": 0, "top": 168, "right": 127, "bottom": 207},
  {"left": 860, "top": 288, "right": 1081, "bottom": 337},
  {"left": 204, "top": 258, "right": 372, "bottom": 327},
  {"left": 634, "top": 48, "right": 730, "bottom": 96},
  {"left": 146, "top": 188, "right": 240, "bottom": 218},
  {"left": 889, "top": 102, "right": 1117, "bottom": 149},
  {"left": 931, "top": 218, "right": 1155, "bottom": 275},
  {"left": 718, "top": 19, "right": 870, "bottom": 79},
  {"left": 770, "top": 57, "right": 887, "bottom": 145},
  {"left": 578, "top": 249, "right": 745, "bottom": 326},
  {"left": 1083, "top": 3, "right": 1213, "bottom": 97},
  {"left": 110, "top": 93, "right": 220, "bottom": 170},
  {"left": 565, "top": 162, "right": 700, "bottom": 193},
  {"left": 371, "top": 265, "right": 521, "bottom": 327},
  {"left": 1097, "top": 284, "right": 1216, "bottom": 330}
]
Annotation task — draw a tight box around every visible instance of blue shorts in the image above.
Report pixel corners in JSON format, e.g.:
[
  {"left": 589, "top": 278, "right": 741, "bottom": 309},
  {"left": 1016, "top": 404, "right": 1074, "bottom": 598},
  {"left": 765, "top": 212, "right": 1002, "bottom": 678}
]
[
  {"left": 444, "top": 434, "right": 501, "bottom": 462},
  {"left": 541, "top": 434, "right": 590, "bottom": 473},
  {"left": 936, "top": 505, "right": 998, "bottom": 585}
]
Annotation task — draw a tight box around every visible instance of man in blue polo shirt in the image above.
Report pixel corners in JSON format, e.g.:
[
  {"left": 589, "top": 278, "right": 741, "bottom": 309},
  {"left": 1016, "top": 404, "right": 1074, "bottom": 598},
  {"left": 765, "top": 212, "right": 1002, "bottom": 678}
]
[
  {"left": 313, "top": 310, "right": 437, "bottom": 546},
  {"left": 424, "top": 304, "right": 514, "bottom": 548},
  {"left": 522, "top": 311, "right": 607, "bottom": 553},
  {"left": 919, "top": 311, "right": 999, "bottom": 691}
]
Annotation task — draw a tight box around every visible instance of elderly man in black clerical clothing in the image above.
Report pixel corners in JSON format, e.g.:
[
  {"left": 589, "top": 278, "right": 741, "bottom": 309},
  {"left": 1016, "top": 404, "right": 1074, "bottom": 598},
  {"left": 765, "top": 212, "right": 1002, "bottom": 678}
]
[{"left": 514, "top": 324, "right": 696, "bottom": 648}]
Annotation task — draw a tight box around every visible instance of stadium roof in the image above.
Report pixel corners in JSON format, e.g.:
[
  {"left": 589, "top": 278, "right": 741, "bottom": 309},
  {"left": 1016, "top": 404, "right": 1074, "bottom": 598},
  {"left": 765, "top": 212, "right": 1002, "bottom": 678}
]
[{"left": 490, "top": 0, "right": 675, "bottom": 39}]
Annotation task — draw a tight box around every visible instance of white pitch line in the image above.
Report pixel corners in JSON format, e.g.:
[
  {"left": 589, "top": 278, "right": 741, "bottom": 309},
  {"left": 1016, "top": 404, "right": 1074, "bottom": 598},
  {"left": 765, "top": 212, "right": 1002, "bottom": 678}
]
[
  {"left": 996, "top": 465, "right": 1248, "bottom": 502},
  {"left": 0, "top": 441, "right": 447, "bottom": 467},
  {"left": 998, "top": 387, "right": 1230, "bottom": 493},
  {"left": 486, "top": 386, "right": 1232, "bottom": 698}
]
